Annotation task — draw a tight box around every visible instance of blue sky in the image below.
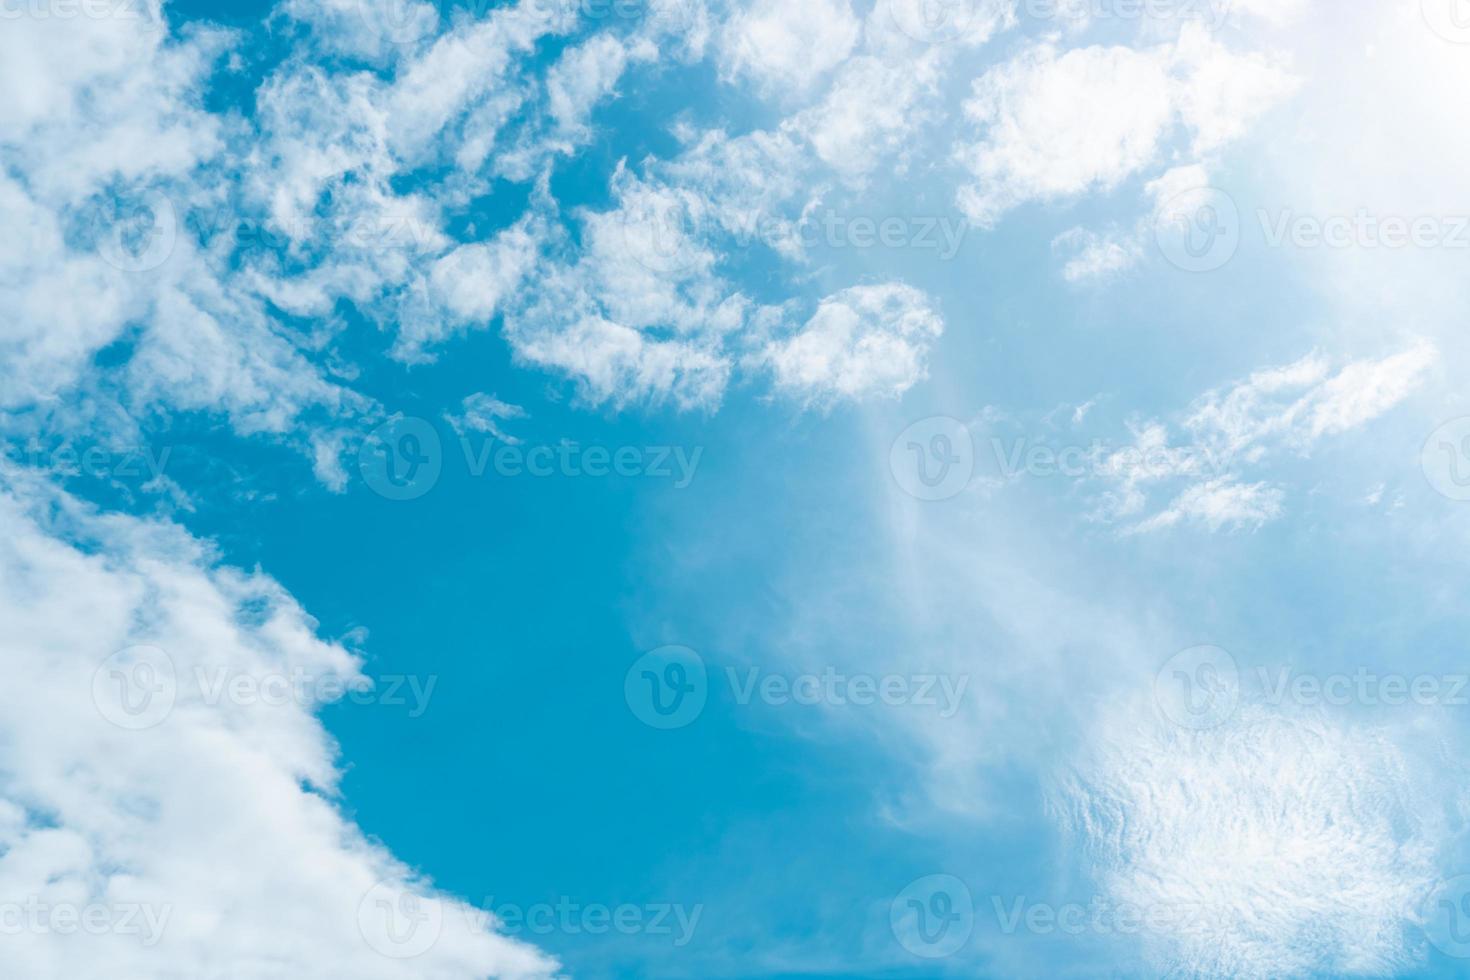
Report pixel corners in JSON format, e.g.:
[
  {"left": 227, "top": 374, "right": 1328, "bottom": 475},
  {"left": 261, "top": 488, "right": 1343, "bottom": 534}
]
[{"left": 6, "top": 0, "right": 1470, "bottom": 977}]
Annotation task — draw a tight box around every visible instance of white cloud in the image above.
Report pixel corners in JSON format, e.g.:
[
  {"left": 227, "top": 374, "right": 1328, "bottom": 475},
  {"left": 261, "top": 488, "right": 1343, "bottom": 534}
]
[
  {"left": 761, "top": 284, "right": 944, "bottom": 406},
  {"left": 1053, "top": 700, "right": 1450, "bottom": 978},
  {"left": 447, "top": 393, "right": 529, "bottom": 445},
  {"left": 955, "top": 27, "right": 1294, "bottom": 226},
  {"left": 0, "top": 471, "right": 558, "bottom": 979},
  {"left": 1130, "top": 477, "right": 1284, "bottom": 533},
  {"left": 719, "top": 0, "right": 861, "bottom": 99},
  {"left": 795, "top": 54, "right": 939, "bottom": 186},
  {"left": 1052, "top": 226, "right": 1145, "bottom": 282},
  {"left": 1089, "top": 342, "right": 1435, "bottom": 532}
]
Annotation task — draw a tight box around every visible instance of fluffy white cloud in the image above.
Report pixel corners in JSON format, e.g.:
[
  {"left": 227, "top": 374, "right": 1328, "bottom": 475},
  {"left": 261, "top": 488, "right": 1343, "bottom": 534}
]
[
  {"left": 761, "top": 284, "right": 944, "bottom": 406},
  {"left": 955, "top": 26, "right": 1295, "bottom": 226},
  {"left": 719, "top": 0, "right": 861, "bottom": 98},
  {"left": 0, "top": 471, "right": 557, "bottom": 979},
  {"left": 1052, "top": 226, "right": 1145, "bottom": 282}
]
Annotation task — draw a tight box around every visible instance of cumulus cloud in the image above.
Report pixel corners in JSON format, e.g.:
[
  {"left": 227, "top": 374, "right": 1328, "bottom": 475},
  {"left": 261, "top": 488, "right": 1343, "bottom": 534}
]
[
  {"left": 1052, "top": 226, "right": 1145, "bottom": 283},
  {"left": 760, "top": 284, "right": 944, "bottom": 406},
  {"left": 0, "top": 471, "right": 557, "bottom": 979},
  {"left": 719, "top": 0, "right": 861, "bottom": 99},
  {"left": 955, "top": 26, "right": 1295, "bottom": 226}
]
